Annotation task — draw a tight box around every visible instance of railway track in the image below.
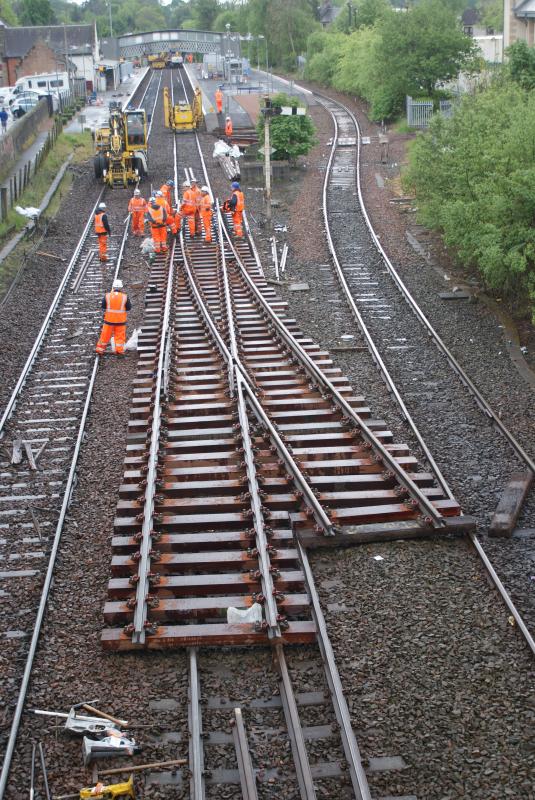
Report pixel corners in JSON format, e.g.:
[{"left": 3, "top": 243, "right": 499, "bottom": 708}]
[
  {"left": 96, "top": 74, "right": 476, "bottom": 797},
  {"left": 315, "top": 92, "right": 535, "bottom": 652},
  {"left": 0, "top": 68, "right": 164, "bottom": 796}
]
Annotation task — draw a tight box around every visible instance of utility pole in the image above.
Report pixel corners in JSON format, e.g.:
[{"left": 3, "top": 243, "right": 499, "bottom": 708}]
[{"left": 261, "top": 94, "right": 275, "bottom": 224}]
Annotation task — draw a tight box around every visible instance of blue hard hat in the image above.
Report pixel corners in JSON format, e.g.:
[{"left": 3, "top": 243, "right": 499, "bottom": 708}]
[
  {"left": 231, "top": 181, "right": 240, "bottom": 189},
  {"left": 167, "top": 179, "right": 175, "bottom": 186}
]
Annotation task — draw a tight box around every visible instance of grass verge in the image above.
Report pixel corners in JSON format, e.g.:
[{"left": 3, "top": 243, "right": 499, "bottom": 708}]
[{"left": 0, "top": 131, "right": 92, "bottom": 244}]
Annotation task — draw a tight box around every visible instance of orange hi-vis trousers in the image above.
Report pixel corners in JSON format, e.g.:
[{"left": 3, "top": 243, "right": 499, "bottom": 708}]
[
  {"left": 201, "top": 211, "right": 212, "bottom": 242},
  {"left": 96, "top": 323, "right": 126, "bottom": 354},
  {"left": 232, "top": 211, "right": 243, "bottom": 238},
  {"left": 97, "top": 233, "right": 108, "bottom": 260},
  {"left": 131, "top": 212, "right": 145, "bottom": 235},
  {"left": 184, "top": 212, "right": 196, "bottom": 238},
  {"left": 151, "top": 225, "right": 168, "bottom": 253}
]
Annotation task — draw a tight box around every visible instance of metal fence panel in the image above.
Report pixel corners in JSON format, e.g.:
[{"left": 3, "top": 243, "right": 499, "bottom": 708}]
[{"left": 406, "top": 95, "right": 433, "bottom": 129}]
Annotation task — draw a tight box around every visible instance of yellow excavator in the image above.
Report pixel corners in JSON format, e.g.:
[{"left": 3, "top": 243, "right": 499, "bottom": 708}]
[
  {"left": 94, "top": 102, "right": 148, "bottom": 187},
  {"left": 163, "top": 86, "right": 203, "bottom": 132}
]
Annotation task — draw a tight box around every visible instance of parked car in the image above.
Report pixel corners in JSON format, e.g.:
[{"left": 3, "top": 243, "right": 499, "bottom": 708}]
[{"left": 11, "top": 90, "right": 58, "bottom": 117}]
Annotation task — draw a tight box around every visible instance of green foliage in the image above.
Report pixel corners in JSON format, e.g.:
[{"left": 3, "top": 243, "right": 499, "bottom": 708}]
[
  {"left": 478, "top": 0, "right": 503, "bottom": 33},
  {"left": 353, "top": 0, "right": 390, "bottom": 29},
  {"left": 256, "top": 92, "right": 316, "bottom": 162},
  {"left": 507, "top": 41, "right": 535, "bottom": 90},
  {"left": 304, "top": 31, "right": 346, "bottom": 83},
  {"left": 319, "top": 0, "right": 478, "bottom": 120},
  {"left": 18, "top": 0, "right": 55, "bottom": 25},
  {"left": 267, "top": 0, "right": 319, "bottom": 70},
  {"left": 405, "top": 81, "right": 535, "bottom": 317},
  {"left": 0, "top": 0, "right": 19, "bottom": 24}
]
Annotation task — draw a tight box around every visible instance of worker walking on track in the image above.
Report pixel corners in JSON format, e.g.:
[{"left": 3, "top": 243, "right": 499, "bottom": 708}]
[
  {"left": 190, "top": 178, "right": 202, "bottom": 235},
  {"left": 95, "top": 202, "right": 110, "bottom": 262},
  {"left": 128, "top": 189, "right": 147, "bottom": 237},
  {"left": 215, "top": 87, "right": 223, "bottom": 115},
  {"left": 146, "top": 197, "right": 168, "bottom": 253},
  {"left": 161, "top": 179, "right": 174, "bottom": 207},
  {"left": 96, "top": 278, "right": 131, "bottom": 356},
  {"left": 199, "top": 186, "right": 213, "bottom": 243},
  {"left": 223, "top": 181, "right": 244, "bottom": 238},
  {"left": 181, "top": 180, "right": 197, "bottom": 238},
  {"left": 225, "top": 115, "right": 233, "bottom": 139}
]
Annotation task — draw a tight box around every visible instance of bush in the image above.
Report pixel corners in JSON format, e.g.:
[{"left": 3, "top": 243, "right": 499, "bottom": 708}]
[
  {"left": 404, "top": 80, "right": 535, "bottom": 317},
  {"left": 256, "top": 92, "right": 316, "bottom": 163}
]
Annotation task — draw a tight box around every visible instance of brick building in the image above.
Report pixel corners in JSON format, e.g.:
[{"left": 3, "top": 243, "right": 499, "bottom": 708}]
[{"left": 0, "top": 23, "right": 98, "bottom": 87}]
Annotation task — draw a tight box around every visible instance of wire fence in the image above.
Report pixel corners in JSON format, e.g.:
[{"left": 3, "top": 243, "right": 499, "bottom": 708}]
[{"left": 406, "top": 96, "right": 455, "bottom": 129}]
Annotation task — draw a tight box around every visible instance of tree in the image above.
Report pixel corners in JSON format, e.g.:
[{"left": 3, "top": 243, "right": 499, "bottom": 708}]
[
  {"left": 0, "top": 0, "right": 19, "bottom": 24},
  {"left": 405, "top": 81, "right": 535, "bottom": 318},
  {"left": 266, "top": 0, "right": 318, "bottom": 69},
  {"left": 256, "top": 92, "right": 316, "bottom": 162},
  {"left": 507, "top": 41, "right": 535, "bottom": 90},
  {"left": 478, "top": 0, "right": 503, "bottom": 32},
  {"left": 18, "top": 0, "right": 55, "bottom": 24},
  {"left": 353, "top": 0, "right": 390, "bottom": 29},
  {"left": 373, "top": 0, "right": 478, "bottom": 109},
  {"left": 305, "top": 30, "right": 348, "bottom": 83},
  {"left": 192, "top": 0, "right": 219, "bottom": 30}
]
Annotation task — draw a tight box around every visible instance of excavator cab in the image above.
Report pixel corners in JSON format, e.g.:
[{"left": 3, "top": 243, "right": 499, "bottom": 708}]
[
  {"left": 94, "top": 103, "right": 148, "bottom": 188},
  {"left": 163, "top": 86, "right": 203, "bottom": 133}
]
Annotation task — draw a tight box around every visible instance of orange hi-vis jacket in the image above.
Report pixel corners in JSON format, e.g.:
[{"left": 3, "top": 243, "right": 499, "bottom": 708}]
[
  {"left": 200, "top": 194, "right": 212, "bottom": 213},
  {"left": 155, "top": 195, "right": 171, "bottom": 214},
  {"left": 128, "top": 196, "right": 147, "bottom": 214},
  {"left": 232, "top": 189, "right": 244, "bottom": 212},
  {"left": 95, "top": 212, "right": 107, "bottom": 234},
  {"left": 148, "top": 205, "right": 167, "bottom": 227},
  {"left": 225, "top": 118, "right": 233, "bottom": 136},
  {"left": 181, "top": 188, "right": 197, "bottom": 215},
  {"left": 160, "top": 184, "right": 172, "bottom": 205},
  {"left": 103, "top": 291, "right": 128, "bottom": 324}
]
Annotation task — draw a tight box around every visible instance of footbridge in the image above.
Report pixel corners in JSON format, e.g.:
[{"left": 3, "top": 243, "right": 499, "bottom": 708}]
[{"left": 118, "top": 29, "right": 240, "bottom": 59}]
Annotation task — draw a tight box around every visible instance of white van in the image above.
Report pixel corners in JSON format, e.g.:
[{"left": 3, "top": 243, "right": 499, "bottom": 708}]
[{"left": 10, "top": 72, "right": 70, "bottom": 103}]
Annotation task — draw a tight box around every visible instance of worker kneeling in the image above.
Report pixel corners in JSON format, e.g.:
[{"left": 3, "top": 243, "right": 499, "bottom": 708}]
[
  {"left": 199, "top": 186, "right": 213, "bottom": 243},
  {"left": 96, "top": 279, "right": 131, "bottom": 356}
]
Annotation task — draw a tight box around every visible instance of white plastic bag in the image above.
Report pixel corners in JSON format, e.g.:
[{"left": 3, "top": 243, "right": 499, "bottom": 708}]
[
  {"left": 141, "top": 237, "right": 154, "bottom": 254},
  {"left": 213, "top": 139, "right": 231, "bottom": 158},
  {"left": 227, "top": 602, "right": 262, "bottom": 625},
  {"left": 124, "top": 328, "right": 141, "bottom": 351}
]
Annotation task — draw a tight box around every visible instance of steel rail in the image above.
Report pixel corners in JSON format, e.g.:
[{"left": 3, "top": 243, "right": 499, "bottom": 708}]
[
  {"left": 131, "top": 240, "right": 176, "bottom": 642},
  {"left": 0, "top": 187, "right": 104, "bottom": 437},
  {"left": 0, "top": 359, "right": 98, "bottom": 800},
  {"left": 124, "top": 66, "right": 150, "bottom": 109},
  {"left": 180, "top": 223, "right": 323, "bottom": 800},
  {"left": 0, "top": 207, "right": 135, "bottom": 794},
  {"left": 188, "top": 649, "right": 205, "bottom": 800},
  {"left": 146, "top": 69, "right": 163, "bottom": 141},
  {"left": 320, "top": 104, "right": 455, "bottom": 504},
  {"left": 316, "top": 94, "right": 535, "bottom": 651},
  {"left": 231, "top": 707, "right": 259, "bottom": 800},
  {"left": 220, "top": 223, "right": 447, "bottom": 529},
  {"left": 317, "top": 93, "right": 535, "bottom": 477},
  {"left": 297, "top": 540, "right": 372, "bottom": 800}
]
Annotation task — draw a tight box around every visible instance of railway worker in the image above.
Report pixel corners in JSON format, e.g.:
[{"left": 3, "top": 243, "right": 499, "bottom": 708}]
[
  {"left": 161, "top": 179, "right": 174, "bottom": 207},
  {"left": 223, "top": 181, "right": 244, "bottom": 238},
  {"left": 167, "top": 203, "right": 182, "bottom": 236},
  {"left": 181, "top": 180, "right": 197, "bottom": 238},
  {"left": 146, "top": 197, "right": 168, "bottom": 254},
  {"left": 199, "top": 186, "right": 213, "bottom": 243},
  {"left": 155, "top": 190, "right": 172, "bottom": 215},
  {"left": 190, "top": 177, "right": 203, "bottom": 235},
  {"left": 94, "top": 202, "right": 111, "bottom": 262},
  {"left": 225, "top": 115, "right": 233, "bottom": 139},
  {"left": 215, "top": 86, "right": 223, "bottom": 115},
  {"left": 95, "top": 278, "right": 131, "bottom": 356},
  {"left": 128, "top": 188, "right": 147, "bottom": 237}
]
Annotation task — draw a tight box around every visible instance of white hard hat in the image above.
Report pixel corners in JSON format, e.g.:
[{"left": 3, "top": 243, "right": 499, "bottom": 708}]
[
  {"left": 134, "top": 188, "right": 140, "bottom": 195},
  {"left": 98, "top": 202, "right": 106, "bottom": 210},
  {"left": 156, "top": 190, "right": 163, "bottom": 196},
  {"left": 201, "top": 185, "right": 209, "bottom": 193},
  {"left": 112, "top": 278, "right": 123, "bottom": 290},
  {"left": 190, "top": 177, "right": 198, "bottom": 183},
  {"left": 182, "top": 180, "right": 190, "bottom": 188}
]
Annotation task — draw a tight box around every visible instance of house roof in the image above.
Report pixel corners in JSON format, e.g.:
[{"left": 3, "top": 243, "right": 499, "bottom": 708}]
[
  {"left": 4, "top": 24, "right": 95, "bottom": 59},
  {"left": 514, "top": 0, "right": 535, "bottom": 17},
  {"left": 462, "top": 8, "right": 481, "bottom": 26}
]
